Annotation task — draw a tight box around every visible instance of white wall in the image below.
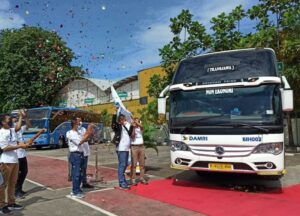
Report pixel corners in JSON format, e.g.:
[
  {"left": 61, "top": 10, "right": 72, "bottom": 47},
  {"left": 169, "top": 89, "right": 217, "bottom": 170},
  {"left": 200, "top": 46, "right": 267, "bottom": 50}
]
[
  {"left": 115, "top": 80, "right": 139, "bottom": 101},
  {"left": 57, "top": 79, "right": 110, "bottom": 107}
]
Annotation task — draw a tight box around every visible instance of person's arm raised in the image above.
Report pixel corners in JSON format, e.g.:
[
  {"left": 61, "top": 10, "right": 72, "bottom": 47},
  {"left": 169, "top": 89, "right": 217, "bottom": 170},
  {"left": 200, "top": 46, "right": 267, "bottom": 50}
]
[{"left": 15, "top": 111, "right": 25, "bottom": 132}]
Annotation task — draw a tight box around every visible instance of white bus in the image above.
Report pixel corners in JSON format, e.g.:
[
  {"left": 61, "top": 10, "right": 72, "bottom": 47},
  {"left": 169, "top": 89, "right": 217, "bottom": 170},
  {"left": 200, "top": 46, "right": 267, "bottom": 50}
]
[{"left": 158, "top": 48, "right": 293, "bottom": 179}]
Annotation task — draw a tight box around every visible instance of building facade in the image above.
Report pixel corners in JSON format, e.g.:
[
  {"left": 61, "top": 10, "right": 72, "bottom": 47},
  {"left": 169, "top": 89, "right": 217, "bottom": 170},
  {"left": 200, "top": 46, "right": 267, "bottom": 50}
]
[{"left": 55, "top": 66, "right": 167, "bottom": 117}]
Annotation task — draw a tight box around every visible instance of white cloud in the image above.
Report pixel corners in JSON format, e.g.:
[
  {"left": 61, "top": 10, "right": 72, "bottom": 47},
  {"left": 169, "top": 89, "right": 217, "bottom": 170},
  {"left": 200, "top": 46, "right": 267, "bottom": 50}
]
[{"left": 0, "top": 0, "right": 25, "bottom": 30}]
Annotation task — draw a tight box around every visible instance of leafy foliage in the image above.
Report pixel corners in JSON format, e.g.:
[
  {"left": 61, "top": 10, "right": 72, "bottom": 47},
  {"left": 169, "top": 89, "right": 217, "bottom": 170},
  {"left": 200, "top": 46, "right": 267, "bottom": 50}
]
[
  {"left": 0, "top": 26, "right": 84, "bottom": 112},
  {"left": 100, "top": 109, "right": 112, "bottom": 127},
  {"left": 142, "top": 124, "right": 159, "bottom": 155},
  {"left": 138, "top": 100, "right": 159, "bottom": 125}
]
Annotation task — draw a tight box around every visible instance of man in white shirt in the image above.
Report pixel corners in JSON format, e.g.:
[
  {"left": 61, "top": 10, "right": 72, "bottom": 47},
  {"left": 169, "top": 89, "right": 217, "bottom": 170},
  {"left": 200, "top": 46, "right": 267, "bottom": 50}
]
[
  {"left": 66, "top": 117, "right": 92, "bottom": 199},
  {"left": 0, "top": 114, "right": 30, "bottom": 214},
  {"left": 111, "top": 111, "right": 133, "bottom": 190},
  {"left": 11, "top": 113, "right": 30, "bottom": 198},
  {"left": 76, "top": 117, "right": 94, "bottom": 189}
]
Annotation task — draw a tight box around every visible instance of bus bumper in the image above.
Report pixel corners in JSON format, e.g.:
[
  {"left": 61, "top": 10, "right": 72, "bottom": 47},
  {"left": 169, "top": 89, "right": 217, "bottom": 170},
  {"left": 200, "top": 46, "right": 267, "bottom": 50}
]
[{"left": 170, "top": 151, "right": 286, "bottom": 176}]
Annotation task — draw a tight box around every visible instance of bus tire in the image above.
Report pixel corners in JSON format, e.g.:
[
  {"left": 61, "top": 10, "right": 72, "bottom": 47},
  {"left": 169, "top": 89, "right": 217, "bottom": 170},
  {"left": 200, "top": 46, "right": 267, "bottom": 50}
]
[
  {"left": 50, "top": 144, "right": 57, "bottom": 149},
  {"left": 35, "top": 146, "right": 42, "bottom": 150},
  {"left": 262, "top": 175, "right": 282, "bottom": 181},
  {"left": 195, "top": 171, "right": 213, "bottom": 177},
  {"left": 58, "top": 138, "right": 65, "bottom": 149}
]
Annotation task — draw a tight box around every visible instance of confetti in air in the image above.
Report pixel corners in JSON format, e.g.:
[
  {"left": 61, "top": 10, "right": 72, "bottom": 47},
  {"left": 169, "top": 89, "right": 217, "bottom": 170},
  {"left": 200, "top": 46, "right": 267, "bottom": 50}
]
[{"left": 101, "top": 5, "right": 106, "bottom": 10}]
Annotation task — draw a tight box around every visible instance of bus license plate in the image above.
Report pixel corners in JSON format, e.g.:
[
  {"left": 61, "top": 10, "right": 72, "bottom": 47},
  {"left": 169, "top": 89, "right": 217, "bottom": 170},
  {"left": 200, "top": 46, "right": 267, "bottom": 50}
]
[{"left": 209, "top": 163, "right": 233, "bottom": 171}]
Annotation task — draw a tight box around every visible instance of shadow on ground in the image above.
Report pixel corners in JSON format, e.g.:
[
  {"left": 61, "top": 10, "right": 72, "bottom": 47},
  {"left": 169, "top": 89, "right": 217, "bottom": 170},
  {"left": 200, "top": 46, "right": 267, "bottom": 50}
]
[{"left": 170, "top": 170, "right": 283, "bottom": 193}]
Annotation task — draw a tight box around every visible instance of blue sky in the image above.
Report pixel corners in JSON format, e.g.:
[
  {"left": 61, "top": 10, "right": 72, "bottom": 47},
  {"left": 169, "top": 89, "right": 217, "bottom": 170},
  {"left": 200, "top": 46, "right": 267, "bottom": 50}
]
[{"left": 0, "top": 0, "right": 259, "bottom": 81}]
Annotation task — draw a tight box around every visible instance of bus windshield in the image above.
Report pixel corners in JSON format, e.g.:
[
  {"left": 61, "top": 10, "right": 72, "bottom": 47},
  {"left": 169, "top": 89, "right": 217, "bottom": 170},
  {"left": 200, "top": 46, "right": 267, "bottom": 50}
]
[
  {"left": 173, "top": 49, "right": 277, "bottom": 85},
  {"left": 26, "top": 109, "right": 50, "bottom": 119},
  {"left": 170, "top": 84, "right": 282, "bottom": 126},
  {"left": 24, "top": 119, "right": 47, "bottom": 133}
]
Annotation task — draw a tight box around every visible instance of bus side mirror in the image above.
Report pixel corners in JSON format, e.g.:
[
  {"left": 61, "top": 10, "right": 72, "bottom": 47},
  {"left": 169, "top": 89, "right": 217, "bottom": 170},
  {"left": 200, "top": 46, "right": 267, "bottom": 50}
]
[
  {"left": 158, "top": 97, "right": 166, "bottom": 115},
  {"left": 280, "top": 88, "right": 294, "bottom": 112}
]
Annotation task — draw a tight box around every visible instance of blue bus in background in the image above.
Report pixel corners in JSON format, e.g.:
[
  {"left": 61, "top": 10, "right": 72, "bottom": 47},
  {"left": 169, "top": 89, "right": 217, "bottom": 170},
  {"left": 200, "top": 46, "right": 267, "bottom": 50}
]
[{"left": 14, "top": 107, "right": 103, "bottom": 149}]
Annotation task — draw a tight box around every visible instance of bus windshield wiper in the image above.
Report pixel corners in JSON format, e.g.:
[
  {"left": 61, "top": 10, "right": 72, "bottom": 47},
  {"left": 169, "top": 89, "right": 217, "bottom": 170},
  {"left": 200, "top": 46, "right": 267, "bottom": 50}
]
[
  {"left": 217, "top": 122, "right": 269, "bottom": 133},
  {"left": 180, "top": 114, "right": 226, "bottom": 133}
]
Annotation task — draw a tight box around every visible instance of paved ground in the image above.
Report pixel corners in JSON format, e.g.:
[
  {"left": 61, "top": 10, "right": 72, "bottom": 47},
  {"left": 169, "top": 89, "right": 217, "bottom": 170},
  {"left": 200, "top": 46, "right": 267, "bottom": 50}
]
[{"left": 10, "top": 144, "right": 300, "bottom": 216}]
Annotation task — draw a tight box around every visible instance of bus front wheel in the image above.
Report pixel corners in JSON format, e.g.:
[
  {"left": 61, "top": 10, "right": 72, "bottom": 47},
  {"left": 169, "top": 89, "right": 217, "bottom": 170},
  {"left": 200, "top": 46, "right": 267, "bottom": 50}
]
[{"left": 58, "top": 138, "right": 65, "bottom": 149}]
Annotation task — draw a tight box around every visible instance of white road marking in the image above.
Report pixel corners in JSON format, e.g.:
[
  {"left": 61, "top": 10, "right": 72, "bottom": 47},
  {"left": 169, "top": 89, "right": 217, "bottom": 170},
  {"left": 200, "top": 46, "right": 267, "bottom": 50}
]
[
  {"left": 66, "top": 194, "right": 118, "bottom": 216},
  {"left": 25, "top": 179, "right": 55, "bottom": 191},
  {"left": 26, "top": 179, "right": 72, "bottom": 191},
  {"left": 88, "top": 188, "right": 114, "bottom": 193}
]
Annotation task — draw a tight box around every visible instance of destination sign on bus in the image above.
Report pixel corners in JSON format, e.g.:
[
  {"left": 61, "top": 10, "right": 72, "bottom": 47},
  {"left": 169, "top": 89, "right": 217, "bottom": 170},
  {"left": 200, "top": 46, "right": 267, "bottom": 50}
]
[
  {"left": 206, "top": 88, "right": 234, "bottom": 95},
  {"left": 206, "top": 65, "right": 235, "bottom": 72}
]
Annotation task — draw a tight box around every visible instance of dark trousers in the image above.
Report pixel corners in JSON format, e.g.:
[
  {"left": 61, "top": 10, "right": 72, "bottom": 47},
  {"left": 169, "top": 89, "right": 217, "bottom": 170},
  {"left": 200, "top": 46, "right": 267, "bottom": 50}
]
[
  {"left": 70, "top": 152, "right": 84, "bottom": 194},
  {"left": 15, "top": 157, "right": 28, "bottom": 193},
  {"left": 82, "top": 156, "right": 88, "bottom": 185},
  {"left": 117, "top": 151, "right": 129, "bottom": 187}
]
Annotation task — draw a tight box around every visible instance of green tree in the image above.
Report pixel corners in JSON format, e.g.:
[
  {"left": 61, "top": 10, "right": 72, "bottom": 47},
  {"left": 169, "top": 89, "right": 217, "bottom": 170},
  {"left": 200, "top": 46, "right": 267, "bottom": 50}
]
[
  {"left": 138, "top": 100, "right": 159, "bottom": 125},
  {"left": 239, "top": 0, "right": 300, "bottom": 100},
  {"left": 210, "top": 5, "right": 246, "bottom": 51},
  {"left": 0, "top": 26, "right": 84, "bottom": 112},
  {"left": 158, "top": 10, "right": 211, "bottom": 84},
  {"left": 147, "top": 74, "right": 168, "bottom": 98},
  {"left": 100, "top": 109, "right": 112, "bottom": 127}
]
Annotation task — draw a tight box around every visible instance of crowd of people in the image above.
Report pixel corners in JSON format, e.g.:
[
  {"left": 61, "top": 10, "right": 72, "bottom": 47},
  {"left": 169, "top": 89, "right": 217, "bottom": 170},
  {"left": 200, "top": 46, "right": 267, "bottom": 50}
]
[
  {"left": 67, "top": 107, "right": 147, "bottom": 198},
  {"left": 111, "top": 108, "right": 148, "bottom": 190},
  {"left": 0, "top": 107, "right": 148, "bottom": 214}
]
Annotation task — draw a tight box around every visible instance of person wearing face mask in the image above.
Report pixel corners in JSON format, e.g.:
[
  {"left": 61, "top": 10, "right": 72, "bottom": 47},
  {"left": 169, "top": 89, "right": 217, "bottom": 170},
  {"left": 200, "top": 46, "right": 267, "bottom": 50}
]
[
  {"left": 77, "top": 117, "right": 94, "bottom": 189},
  {"left": 11, "top": 111, "right": 31, "bottom": 199},
  {"left": 0, "top": 113, "right": 31, "bottom": 214}
]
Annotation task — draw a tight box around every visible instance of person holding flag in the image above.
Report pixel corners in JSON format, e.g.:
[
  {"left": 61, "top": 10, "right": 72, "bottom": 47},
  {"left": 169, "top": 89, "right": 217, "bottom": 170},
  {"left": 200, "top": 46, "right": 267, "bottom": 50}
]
[{"left": 111, "top": 85, "right": 134, "bottom": 190}]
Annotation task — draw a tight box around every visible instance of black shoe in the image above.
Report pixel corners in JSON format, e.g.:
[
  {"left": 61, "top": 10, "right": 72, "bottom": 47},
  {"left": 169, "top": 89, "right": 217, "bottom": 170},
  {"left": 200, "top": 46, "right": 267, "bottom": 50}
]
[
  {"left": 141, "top": 180, "right": 149, "bottom": 185},
  {"left": 82, "top": 184, "right": 94, "bottom": 189},
  {"left": 0, "top": 206, "right": 11, "bottom": 214},
  {"left": 15, "top": 192, "right": 25, "bottom": 199},
  {"left": 7, "top": 203, "right": 23, "bottom": 210}
]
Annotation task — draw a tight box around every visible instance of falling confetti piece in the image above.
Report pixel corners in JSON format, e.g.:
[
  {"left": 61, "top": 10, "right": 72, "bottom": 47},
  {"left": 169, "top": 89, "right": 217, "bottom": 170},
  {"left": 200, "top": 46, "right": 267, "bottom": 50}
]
[
  {"left": 15, "top": 5, "right": 19, "bottom": 9},
  {"left": 25, "top": 10, "right": 30, "bottom": 15},
  {"left": 101, "top": 5, "right": 106, "bottom": 10}
]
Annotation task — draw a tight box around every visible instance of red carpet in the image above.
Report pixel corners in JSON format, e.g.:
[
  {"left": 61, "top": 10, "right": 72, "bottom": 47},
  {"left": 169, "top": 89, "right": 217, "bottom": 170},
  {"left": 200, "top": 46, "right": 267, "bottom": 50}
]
[
  {"left": 27, "top": 155, "right": 117, "bottom": 189},
  {"left": 127, "top": 179, "right": 300, "bottom": 216}
]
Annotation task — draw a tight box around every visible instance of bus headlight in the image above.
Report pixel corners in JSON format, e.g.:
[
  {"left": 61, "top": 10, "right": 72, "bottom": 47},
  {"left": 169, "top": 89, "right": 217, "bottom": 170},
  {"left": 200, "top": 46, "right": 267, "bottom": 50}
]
[
  {"left": 169, "top": 140, "right": 190, "bottom": 151},
  {"left": 252, "top": 143, "right": 283, "bottom": 155}
]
